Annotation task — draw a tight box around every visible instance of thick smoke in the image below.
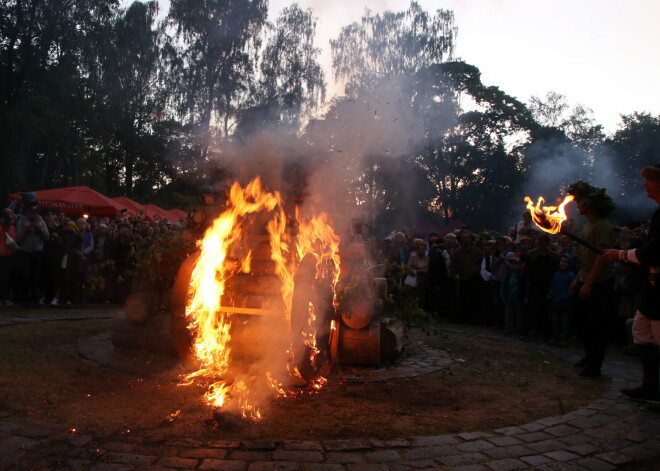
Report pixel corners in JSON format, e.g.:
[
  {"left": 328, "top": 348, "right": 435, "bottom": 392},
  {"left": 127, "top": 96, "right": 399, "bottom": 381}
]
[
  {"left": 180, "top": 2, "right": 462, "bottom": 418},
  {"left": 516, "top": 137, "right": 655, "bottom": 230},
  {"left": 211, "top": 73, "right": 448, "bottom": 239},
  {"left": 191, "top": 69, "right": 453, "bottom": 418}
]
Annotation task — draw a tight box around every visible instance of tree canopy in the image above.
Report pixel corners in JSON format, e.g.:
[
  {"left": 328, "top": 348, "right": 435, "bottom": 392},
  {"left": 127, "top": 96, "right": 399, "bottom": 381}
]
[{"left": 1, "top": 0, "right": 658, "bottom": 231}]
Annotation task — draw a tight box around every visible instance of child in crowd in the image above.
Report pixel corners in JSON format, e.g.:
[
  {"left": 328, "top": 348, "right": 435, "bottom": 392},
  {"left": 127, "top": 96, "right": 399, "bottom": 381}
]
[
  {"left": 500, "top": 252, "right": 525, "bottom": 337},
  {"left": 547, "top": 255, "right": 576, "bottom": 347}
]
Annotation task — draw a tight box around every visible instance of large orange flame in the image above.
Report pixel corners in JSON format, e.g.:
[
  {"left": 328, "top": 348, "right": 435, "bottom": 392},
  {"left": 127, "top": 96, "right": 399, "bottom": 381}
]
[
  {"left": 182, "top": 177, "right": 341, "bottom": 419},
  {"left": 287, "top": 209, "right": 341, "bottom": 383},
  {"left": 524, "top": 194, "right": 574, "bottom": 234}
]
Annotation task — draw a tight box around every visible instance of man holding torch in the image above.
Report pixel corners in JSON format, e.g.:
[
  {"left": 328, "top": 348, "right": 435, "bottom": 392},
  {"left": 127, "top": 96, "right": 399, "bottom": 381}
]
[
  {"left": 567, "top": 181, "right": 616, "bottom": 379},
  {"left": 601, "top": 166, "right": 660, "bottom": 403}
]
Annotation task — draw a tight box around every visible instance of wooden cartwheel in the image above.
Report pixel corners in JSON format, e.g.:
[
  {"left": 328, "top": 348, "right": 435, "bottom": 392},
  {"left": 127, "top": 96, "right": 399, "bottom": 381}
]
[
  {"left": 169, "top": 248, "right": 338, "bottom": 383},
  {"left": 289, "top": 253, "right": 338, "bottom": 382}
]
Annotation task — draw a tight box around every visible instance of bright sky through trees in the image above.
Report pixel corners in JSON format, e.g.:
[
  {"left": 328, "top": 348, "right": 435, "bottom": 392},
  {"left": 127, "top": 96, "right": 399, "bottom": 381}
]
[{"left": 269, "top": 0, "right": 660, "bottom": 134}]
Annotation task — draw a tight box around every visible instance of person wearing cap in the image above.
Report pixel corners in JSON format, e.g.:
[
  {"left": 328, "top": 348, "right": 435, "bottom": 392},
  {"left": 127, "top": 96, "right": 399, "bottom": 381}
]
[{"left": 601, "top": 165, "right": 660, "bottom": 402}]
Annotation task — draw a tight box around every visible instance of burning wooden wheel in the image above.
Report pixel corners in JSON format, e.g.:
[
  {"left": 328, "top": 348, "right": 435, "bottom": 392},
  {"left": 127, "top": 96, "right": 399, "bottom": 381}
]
[{"left": 290, "top": 252, "right": 337, "bottom": 382}]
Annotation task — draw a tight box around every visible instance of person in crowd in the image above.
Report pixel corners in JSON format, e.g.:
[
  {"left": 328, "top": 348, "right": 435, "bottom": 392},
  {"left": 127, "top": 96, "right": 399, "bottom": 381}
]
[
  {"left": 557, "top": 234, "right": 578, "bottom": 272},
  {"left": 500, "top": 252, "right": 525, "bottom": 334},
  {"left": 480, "top": 239, "right": 498, "bottom": 325},
  {"left": 70, "top": 217, "right": 94, "bottom": 304},
  {"left": 56, "top": 211, "right": 70, "bottom": 231},
  {"left": 91, "top": 223, "right": 114, "bottom": 302},
  {"left": 8, "top": 194, "right": 25, "bottom": 217},
  {"left": 425, "top": 232, "right": 439, "bottom": 255},
  {"left": 503, "top": 236, "right": 517, "bottom": 254},
  {"left": 52, "top": 222, "right": 78, "bottom": 305},
  {"left": 406, "top": 238, "right": 430, "bottom": 308},
  {"left": 9, "top": 192, "right": 38, "bottom": 217},
  {"left": 144, "top": 224, "right": 156, "bottom": 241},
  {"left": 527, "top": 227, "right": 540, "bottom": 248},
  {"left": 426, "top": 235, "right": 448, "bottom": 319},
  {"left": 547, "top": 254, "right": 576, "bottom": 346},
  {"left": 15, "top": 203, "right": 49, "bottom": 306},
  {"left": 0, "top": 211, "right": 18, "bottom": 306},
  {"left": 451, "top": 230, "right": 483, "bottom": 324},
  {"left": 601, "top": 164, "right": 660, "bottom": 402},
  {"left": 41, "top": 215, "right": 62, "bottom": 304},
  {"left": 110, "top": 222, "right": 134, "bottom": 303},
  {"left": 442, "top": 232, "right": 458, "bottom": 318},
  {"left": 612, "top": 229, "right": 643, "bottom": 350},
  {"left": 482, "top": 237, "right": 509, "bottom": 329},
  {"left": 515, "top": 211, "right": 540, "bottom": 243},
  {"left": 568, "top": 180, "right": 616, "bottom": 378},
  {"left": 387, "top": 231, "right": 409, "bottom": 266},
  {"left": 525, "top": 233, "right": 559, "bottom": 341},
  {"left": 506, "top": 226, "right": 517, "bottom": 241},
  {"left": 516, "top": 235, "right": 534, "bottom": 263}
]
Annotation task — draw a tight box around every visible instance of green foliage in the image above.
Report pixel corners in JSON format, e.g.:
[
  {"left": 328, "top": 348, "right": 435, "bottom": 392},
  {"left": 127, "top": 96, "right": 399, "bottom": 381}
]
[
  {"left": 1, "top": 0, "right": 657, "bottom": 236},
  {"left": 165, "top": 0, "right": 268, "bottom": 140},
  {"left": 382, "top": 263, "right": 434, "bottom": 327},
  {"left": 244, "top": 4, "right": 326, "bottom": 134},
  {"left": 131, "top": 228, "right": 196, "bottom": 299},
  {"left": 88, "top": 227, "right": 195, "bottom": 308},
  {"left": 607, "top": 113, "right": 660, "bottom": 191},
  {"left": 410, "top": 62, "right": 532, "bottom": 227},
  {"left": 331, "top": 1, "right": 457, "bottom": 94},
  {"left": 566, "top": 180, "right": 616, "bottom": 217}
]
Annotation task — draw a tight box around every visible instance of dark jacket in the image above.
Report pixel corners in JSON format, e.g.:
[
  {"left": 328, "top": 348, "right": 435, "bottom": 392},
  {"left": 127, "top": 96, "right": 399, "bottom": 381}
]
[{"left": 636, "top": 207, "right": 660, "bottom": 320}]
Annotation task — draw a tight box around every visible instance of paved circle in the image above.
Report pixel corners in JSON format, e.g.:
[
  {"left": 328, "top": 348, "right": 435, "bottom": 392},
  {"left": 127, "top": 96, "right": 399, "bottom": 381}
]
[{"left": 0, "top": 308, "right": 658, "bottom": 470}]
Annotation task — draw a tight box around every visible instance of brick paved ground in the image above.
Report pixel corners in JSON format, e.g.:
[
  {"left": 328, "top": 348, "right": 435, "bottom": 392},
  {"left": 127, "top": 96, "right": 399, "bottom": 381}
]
[{"left": 0, "top": 309, "right": 658, "bottom": 470}]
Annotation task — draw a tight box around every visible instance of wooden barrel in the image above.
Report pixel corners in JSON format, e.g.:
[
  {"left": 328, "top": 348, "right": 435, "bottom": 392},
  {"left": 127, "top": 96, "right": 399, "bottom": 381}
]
[{"left": 341, "top": 296, "right": 375, "bottom": 330}]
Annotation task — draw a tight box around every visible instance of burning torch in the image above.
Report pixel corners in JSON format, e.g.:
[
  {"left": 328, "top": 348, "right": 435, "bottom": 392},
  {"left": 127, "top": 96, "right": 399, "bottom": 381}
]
[{"left": 523, "top": 195, "right": 604, "bottom": 255}]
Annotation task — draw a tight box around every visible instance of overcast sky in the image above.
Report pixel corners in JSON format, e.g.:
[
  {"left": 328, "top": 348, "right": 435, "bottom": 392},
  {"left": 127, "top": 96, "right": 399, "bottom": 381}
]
[
  {"left": 147, "top": 0, "right": 659, "bottom": 134},
  {"left": 269, "top": 0, "right": 660, "bottom": 134}
]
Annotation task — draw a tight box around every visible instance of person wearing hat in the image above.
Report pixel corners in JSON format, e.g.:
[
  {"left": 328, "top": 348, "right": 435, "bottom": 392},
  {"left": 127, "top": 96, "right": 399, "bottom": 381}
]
[{"left": 601, "top": 165, "right": 660, "bottom": 402}]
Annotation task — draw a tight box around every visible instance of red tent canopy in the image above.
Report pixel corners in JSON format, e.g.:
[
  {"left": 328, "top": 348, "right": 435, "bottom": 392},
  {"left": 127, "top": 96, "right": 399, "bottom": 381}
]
[
  {"left": 168, "top": 208, "right": 188, "bottom": 223},
  {"left": 111, "top": 196, "right": 147, "bottom": 218},
  {"left": 113, "top": 197, "right": 187, "bottom": 223},
  {"left": 143, "top": 204, "right": 172, "bottom": 222},
  {"left": 10, "top": 186, "right": 124, "bottom": 218}
]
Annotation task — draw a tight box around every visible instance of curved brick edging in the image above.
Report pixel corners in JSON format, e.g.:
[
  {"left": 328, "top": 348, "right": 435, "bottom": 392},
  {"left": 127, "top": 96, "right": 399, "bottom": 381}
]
[{"left": 0, "top": 317, "right": 659, "bottom": 470}]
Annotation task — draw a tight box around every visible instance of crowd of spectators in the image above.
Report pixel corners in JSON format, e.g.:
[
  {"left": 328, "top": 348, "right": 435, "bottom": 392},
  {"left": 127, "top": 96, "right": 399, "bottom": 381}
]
[
  {"left": 0, "top": 193, "right": 187, "bottom": 307},
  {"left": 372, "top": 212, "right": 649, "bottom": 351},
  {"left": 0, "top": 192, "right": 650, "bottom": 357}
]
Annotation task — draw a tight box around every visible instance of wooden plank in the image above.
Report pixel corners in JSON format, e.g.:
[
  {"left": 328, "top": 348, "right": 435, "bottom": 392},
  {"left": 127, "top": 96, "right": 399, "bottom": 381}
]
[{"left": 218, "top": 305, "right": 283, "bottom": 316}]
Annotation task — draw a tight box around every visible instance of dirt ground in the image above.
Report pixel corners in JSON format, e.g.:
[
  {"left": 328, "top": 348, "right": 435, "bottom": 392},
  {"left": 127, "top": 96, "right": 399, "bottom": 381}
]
[{"left": 0, "top": 311, "right": 607, "bottom": 442}]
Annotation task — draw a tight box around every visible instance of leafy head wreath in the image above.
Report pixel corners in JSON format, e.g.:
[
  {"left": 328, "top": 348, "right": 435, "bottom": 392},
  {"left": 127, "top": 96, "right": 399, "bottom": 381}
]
[{"left": 566, "top": 180, "right": 616, "bottom": 218}]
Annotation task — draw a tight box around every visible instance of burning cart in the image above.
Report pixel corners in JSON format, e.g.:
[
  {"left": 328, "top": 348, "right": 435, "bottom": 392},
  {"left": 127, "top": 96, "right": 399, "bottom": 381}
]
[{"left": 168, "top": 177, "right": 404, "bottom": 418}]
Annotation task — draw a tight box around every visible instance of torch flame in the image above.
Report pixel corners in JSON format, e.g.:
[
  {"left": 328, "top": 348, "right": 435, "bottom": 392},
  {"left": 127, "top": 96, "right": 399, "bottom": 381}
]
[{"left": 524, "top": 194, "right": 575, "bottom": 234}]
